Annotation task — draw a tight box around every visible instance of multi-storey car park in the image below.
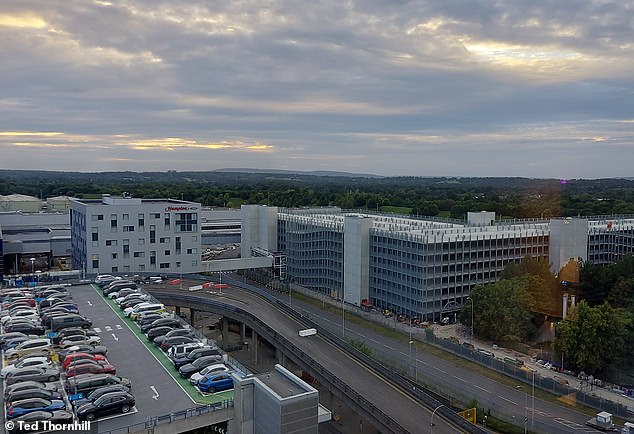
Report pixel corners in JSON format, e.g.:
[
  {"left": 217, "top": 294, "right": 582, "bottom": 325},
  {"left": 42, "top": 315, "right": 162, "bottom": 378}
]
[{"left": 241, "top": 205, "right": 634, "bottom": 321}]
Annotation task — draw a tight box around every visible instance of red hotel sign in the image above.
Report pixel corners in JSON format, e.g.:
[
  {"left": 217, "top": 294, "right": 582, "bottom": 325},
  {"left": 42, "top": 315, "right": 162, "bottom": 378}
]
[{"left": 165, "top": 206, "right": 198, "bottom": 212}]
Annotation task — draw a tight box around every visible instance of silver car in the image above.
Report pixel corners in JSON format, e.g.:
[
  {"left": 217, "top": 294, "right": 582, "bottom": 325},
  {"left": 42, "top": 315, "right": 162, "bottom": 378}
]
[
  {"left": 4, "top": 367, "right": 60, "bottom": 386},
  {"left": 1, "top": 356, "right": 53, "bottom": 378}
]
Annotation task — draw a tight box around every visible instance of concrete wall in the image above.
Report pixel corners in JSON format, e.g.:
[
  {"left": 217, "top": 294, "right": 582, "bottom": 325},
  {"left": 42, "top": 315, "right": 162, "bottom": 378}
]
[
  {"left": 343, "top": 215, "right": 372, "bottom": 305},
  {"left": 241, "top": 205, "right": 278, "bottom": 258},
  {"left": 549, "top": 218, "right": 588, "bottom": 274}
]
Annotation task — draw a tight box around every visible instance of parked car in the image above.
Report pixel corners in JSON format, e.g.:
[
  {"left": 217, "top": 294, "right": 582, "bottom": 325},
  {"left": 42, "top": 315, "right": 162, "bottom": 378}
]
[
  {"left": 153, "top": 328, "right": 196, "bottom": 346},
  {"left": 5, "top": 387, "right": 63, "bottom": 405},
  {"left": 6, "top": 410, "right": 73, "bottom": 433},
  {"left": 1, "top": 356, "right": 53, "bottom": 378},
  {"left": 64, "top": 374, "right": 131, "bottom": 397},
  {"left": 4, "top": 367, "right": 60, "bottom": 385},
  {"left": 109, "top": 288, "right": 140, "bottom": 300},
  {"left": 76, "top": 391, "right": 135, "bottom": 421},
  {"left": 141, "top": 317, "right": 181, "bottom": 333},
  {"left": 3, "top": 322, "right": 45, "bottom": 336},
  {"left": 51, "top": 327, "right": 98, "bottom": 345},
  {"left": 168, "top": 342, "right": 204, "bottom": 361},
  {"left": 146, "top": 326, "right": 174, "bottom": 341},
  {"left": 62, "top": 352, "right": 108, "bottom": 370},
  {"left": 189, "top": 363, "right": 230, "bottom": 385},
  {"left": 197, "top": 372, "right": 234, "bottom": 393},
  {"left": 0, "top": 332, "right": 32, "bottom": 346},
  {"left": 173, "top": 346, "right": 221, "bottom": 368},
  {"left": 179, "top": 355, "right": 224, "bottom": 378},
  {"left": 57, "top": 345, "right": 108, "bottom": 362},
  {"left": 1, "top": 310, "right": 39, "bottom": 325},
  {"left": 119, "top": 298, "right": 150, "bottom": 310},
  {"left": 58, "top": 335, "right": 102, "bottom": 349},
  {"left": 4, "top": 338, "right": 51, "bottom": 360},
  {"left": 49, "top": 314, "right": 92, "bottom": 332},
  {"left": 136, "top": 311, "right": 169, "bottom": 324},
  {"left": 6, "top": 398, "right": 66, "bottom": 419},
  {"left": 4, "top": 381, "right": 59, "bottom": 399},
  {"left": 160, "top": 336, "right": 196, "bottom": 352},
  {"left": 1, "top": 336, "right": 33, "bottom": 351},
  {"left": 66, "top": 361, "right": 116, "bottom": 378},
  {"left": 128, "top": 303, "right": 165, "bottom": 320},
  {"left": 71, "top": 384, "right": 131, "bottom": 408}
]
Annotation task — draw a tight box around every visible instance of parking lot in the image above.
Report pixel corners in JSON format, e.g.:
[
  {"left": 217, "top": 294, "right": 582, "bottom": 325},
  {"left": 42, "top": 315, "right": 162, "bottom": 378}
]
[{"left": 1, "top": 281, "right": 234, "bottom": 433}]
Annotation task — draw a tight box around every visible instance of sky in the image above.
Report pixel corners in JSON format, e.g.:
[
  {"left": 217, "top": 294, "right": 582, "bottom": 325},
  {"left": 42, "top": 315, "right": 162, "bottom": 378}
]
[{"left": 1, "top": 0, "right": 633, "bottom": 178}]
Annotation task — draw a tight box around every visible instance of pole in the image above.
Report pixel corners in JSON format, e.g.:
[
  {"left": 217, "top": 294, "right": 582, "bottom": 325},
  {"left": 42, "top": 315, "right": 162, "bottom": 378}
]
[
  {"left": 431, "top": 404, "right": 444, "bottom": 434},
  {"left": 471, "top": 299, "right": 474, "bottom": 341},
  {"left": 342, "top": 291, "right": 345, "bottom": 338},
  {"left": 531, "top": 371, "right": 535, "bottom": 426}
]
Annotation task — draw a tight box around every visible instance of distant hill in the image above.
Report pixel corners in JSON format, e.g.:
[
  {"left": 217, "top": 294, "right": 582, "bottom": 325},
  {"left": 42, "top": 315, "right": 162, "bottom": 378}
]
[{"left": 213, "top": 168, "right": 383, "bottom": 178}]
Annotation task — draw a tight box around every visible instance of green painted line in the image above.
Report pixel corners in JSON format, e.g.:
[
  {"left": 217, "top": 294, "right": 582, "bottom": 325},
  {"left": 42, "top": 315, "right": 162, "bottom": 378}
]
[{"left": 92, "top": 285, "right": 233, "bottom": 405}]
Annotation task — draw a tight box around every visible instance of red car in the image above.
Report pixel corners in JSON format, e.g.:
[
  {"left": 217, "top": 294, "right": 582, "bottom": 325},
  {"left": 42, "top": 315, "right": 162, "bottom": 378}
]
[
  {"left": 65, "top": 361, "right": 116, "bottom": 378},
  {"left": 61, "top": 353, "right": 108, "bottom": 370}
]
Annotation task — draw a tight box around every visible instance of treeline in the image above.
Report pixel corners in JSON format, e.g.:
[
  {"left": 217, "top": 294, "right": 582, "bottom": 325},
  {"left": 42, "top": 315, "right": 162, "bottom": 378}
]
[
  {"left": 1, "top": 170, "right": 634, "bottom": 219},
  {"left": 460, "top": 255, "right": 634, "bottom": 380}
]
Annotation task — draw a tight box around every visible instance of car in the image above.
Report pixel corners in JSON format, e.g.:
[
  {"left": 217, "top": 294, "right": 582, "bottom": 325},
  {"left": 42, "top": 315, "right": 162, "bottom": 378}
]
[
  {"left": 5, "top": 410, "right": 73, "bottom": 433},
  {"left": 189, "top": 363, "right": 230, "bottom": 385},
  {"left": 173, "top": 346, "right": 221, "bottom": 368},
  {"left": 1, "top": 336, "right": 33, "bottom": 351},
  {"left": 4, "top": 381, "right": 59, "bottom": 399},
  {"left": 4, "top": 298, "right": 36, "bottom": 310},
  {"left": 6, "top": 398, "right": 66, "bottom": 419},
  {"left": 119, "top": 298, "right": 150, "bottom": 310},
  {"left": 168, "top": 342, "right": 204, "bottom": 361},
  {"left": 160, "top": 336, "right": 196, "bottom": 352},
  {"left": 153, "top": 328, "right": 196, "bottom": 346},
  {"left": 1, "top": 356, "right": 53, "bottom": 378},
  {"left": 64, "top": 374, "right": 131, "bottom": 396},
  {"left": 66, "top": 361, "right": 116, "bottom": 378},
  {"left": 4, "top": 367, "right": 60, "bottom": 386},
  {"left": 4, "top": 338, "right": 51, "bottom": 360},
  {"left": 71, "top": 384, "right": 131, "bottom": 408},
  {"left": 109, "top": 288, "right": 140, "bottom": 300},
  {"left": 179, "top": 355, "right": 224, "bottom": 378},
  {"left": 127, "top": 303, "right": 165, "bottom": 320},
  {"left": 51, "top": 327, "right": 98, "bottom": 345},
  {"left": 58, "top": 335, "right": 102, "bottom": 348},
  {"left": 57, "top": 345, "right": 108, "bottom": 362},
  {"left": 146, "top": 326, "right": 174, "bottom": 341},
  {"left": 197, "top": 372, "right": 234, "bottom": 393},
  {"left": 5, "top": 387, "right": 63, "bottom": 405},
  {"left": 49, "top": 314, "right": 92, "bottom": 332},
  {"left": 3, "top": 322, "right": 46, "bottom": 336},
  {"left": 141, "top": 317, "right": 181, "bottom": 333},
  {"left": 41, "top": 303, "right": 80, "bottom": 316},
  {"left": 62, "top": 352, "right": 108, "bottom": 369},
  {"left": 76, "top": 391, "right": 135, "bottom": 421},
  {"left": 1, "top": 310, "right": 39, "bottom": 325},
  {"left": 95, "top": 274, "right": 116, "bottom": 286},
  {"left": 136, "top": 311, "right": 170, "bottom": 325}
]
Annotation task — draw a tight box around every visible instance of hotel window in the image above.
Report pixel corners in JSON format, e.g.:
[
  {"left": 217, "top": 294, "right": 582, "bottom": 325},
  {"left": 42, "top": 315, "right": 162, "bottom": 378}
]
[
  {"left": 150, "top": 225, "right": 156, "bottom": 244},
  {"left": 122, "top": 213, "right": 130, "bottom": 221},
  {"left": 138, "top": 214, "right": 145, "bottom": 230},
  {"left": 106, "top": 240, "right": 118, "bottom": 246},
  {"left": 160, "top": 262, "right": 170, "bottom": 269},
  {"left": 151, "top": 213, "right": 160, "bottom": 219},
  {"left": 110, "top": 214, "right": 117, "bottom": 232},
  {"left": 123, "top": 226, "right": 134, "bottom": 232},
  {"left": 165, "top": 250, "right": 171, "bottom": 256},
  {"left": 176, "top": 213, "right": 197, "bottom": 232},
  {"left": 138, "top": 238, "right": 145, "bottom": 245},
  {"left": 164, "top": 213, "right": 171, "bottom": 230}
]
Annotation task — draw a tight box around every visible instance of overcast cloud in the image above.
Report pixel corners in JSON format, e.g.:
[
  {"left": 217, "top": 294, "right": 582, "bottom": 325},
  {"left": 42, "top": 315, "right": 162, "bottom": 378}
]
[{"left": 1, "top": 0, "right": 633, "bottom": 177}]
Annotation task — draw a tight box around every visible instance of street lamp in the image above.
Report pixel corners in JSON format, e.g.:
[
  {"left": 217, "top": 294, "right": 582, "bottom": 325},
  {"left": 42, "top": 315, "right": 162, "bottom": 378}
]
[
  {"left": 342, "top": 288, "right": 346, "bottom": 338},
  {"left": 467, "top": 296, "right": 474, "bottom": 341},
  {"left": 30, "top": 257, "right": 35, "bottom": 274},
  {"left": 430, "top": 404, "right": 444, "bottom": 434}
]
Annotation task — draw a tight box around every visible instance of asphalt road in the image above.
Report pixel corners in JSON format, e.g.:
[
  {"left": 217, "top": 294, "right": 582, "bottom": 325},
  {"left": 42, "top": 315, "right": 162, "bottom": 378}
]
[
  {"left": 150, "top": 284, "right": 485, "bottom": 434},
  {"left": 252, "top": 281, "right": 606, "bottom": 434}
]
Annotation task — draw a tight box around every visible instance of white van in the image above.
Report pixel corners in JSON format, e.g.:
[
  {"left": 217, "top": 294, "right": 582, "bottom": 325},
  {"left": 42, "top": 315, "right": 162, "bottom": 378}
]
[{"left": 128, "top": 303, "right": 166, "bottom": 320}]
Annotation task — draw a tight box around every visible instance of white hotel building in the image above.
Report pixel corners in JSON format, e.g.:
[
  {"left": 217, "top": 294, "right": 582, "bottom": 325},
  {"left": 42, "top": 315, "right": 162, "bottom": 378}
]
[{"left": 70, "top": 195, "right": 202, "bottom": 275}]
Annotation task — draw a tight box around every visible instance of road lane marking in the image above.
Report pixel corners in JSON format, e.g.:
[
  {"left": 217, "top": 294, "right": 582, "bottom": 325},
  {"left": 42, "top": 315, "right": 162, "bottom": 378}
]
[
  {"left": 500, "top": 396, "right": 518, "bottom": 405},
  {"left": 112, "top": 333, "right": 119, "bottom": 342},
  {"left": 105, "top": 326, "right": 112, "bottom": 331},
  {"left": 93, "top": 327, "right": 102, "bottom": 333},
  {"left": 150, "top": 385, "right": 160, "bottom": 400},
  {"left": 115, "top": 324, "right": 123, "bottom": 330}
]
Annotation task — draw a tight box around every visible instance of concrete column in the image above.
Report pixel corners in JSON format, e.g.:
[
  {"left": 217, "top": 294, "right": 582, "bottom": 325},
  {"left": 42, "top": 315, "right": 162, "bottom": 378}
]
[
  {"left": 190, "top": 308, "right": 196, "bottom": 327},
  {"left": 240, "top": 323, "right": 246, "bottom": 342},
  {"left": 222, "top": 317, "right": 229, "bottom": 349},
  {"left": 175, "top": 306, "right": 181, "bottom": 317},
  {"left": 250, "top": 330, "right": 258, "bottom": 365},
  {"left": 276, "top": 348, "right": 286, "bottom": 366}
]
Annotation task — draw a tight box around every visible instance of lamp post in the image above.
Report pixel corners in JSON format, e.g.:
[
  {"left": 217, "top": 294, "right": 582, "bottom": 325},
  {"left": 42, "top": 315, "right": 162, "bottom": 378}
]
[
  {"left": 430, "top": 404, "right": 444, "bottom": 434},
  {"left": 30, "top": 257, "right": 35, "bottom": 274},
  {"left": 531, "top": 369, "right": 535, "bottom": 427},
  {"left": 467, "top": 296, "right": 474, "bottom": 341},
  {"left": 342, "top": 289, "right": 346, "bottom": 338}
]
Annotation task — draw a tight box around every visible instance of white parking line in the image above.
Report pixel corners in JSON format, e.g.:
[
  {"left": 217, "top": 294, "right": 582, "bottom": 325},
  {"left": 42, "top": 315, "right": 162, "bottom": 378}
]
[
  {"left": 93, "top": 327, "right": 102, "bottom": 333},
  {"left": 500, "top": 396, "right": 518, "bottom": 406}
]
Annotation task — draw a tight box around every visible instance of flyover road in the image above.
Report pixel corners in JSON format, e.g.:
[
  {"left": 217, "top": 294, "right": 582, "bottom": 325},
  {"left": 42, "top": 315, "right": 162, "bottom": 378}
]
[
  {"left": 149, "top": 285, "right": 463, "bottom": 434},
  {"left": 247, "top": 280, "right": 607, "bottom": 434}
]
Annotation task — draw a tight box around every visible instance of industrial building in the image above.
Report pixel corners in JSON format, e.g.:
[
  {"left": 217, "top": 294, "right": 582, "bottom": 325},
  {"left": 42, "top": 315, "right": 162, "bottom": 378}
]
[
  {"left": 70, "top": 194, "right": 203, "bottom": 275},
  {"left": 241, "top": 205, "right": 634, "bottom": 321}
]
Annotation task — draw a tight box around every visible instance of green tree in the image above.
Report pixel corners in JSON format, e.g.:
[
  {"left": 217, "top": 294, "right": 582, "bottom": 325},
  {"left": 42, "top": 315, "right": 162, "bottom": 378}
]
[{"left": 554, "top": 301, "right": 632, "bottom": 375}]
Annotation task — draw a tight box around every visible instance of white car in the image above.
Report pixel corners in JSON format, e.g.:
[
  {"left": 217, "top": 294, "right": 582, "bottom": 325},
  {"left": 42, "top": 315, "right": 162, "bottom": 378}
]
[
  {"left": 116, "top": 293, "right": 150, "bottom": 306},
  {"left": 1, "top": 310, "right": 39, "bottom": 325},
  {"left": 58, "top": 335, "right": 102, "bottom": 349},
  {"left": 123, "top": 301, "right": 153, "bottom": 316},
  {"left": 0, "top": 356, "right": 53, "bottom": 378},
  {"left": 189, "top": 363, "right": 230, "bottom": 385}
]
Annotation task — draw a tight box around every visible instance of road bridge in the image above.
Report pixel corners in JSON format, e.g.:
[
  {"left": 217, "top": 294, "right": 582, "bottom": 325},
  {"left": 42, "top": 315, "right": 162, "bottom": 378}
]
[{"left": 148, "top": 286, "right": 483, "bottom": 434}]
